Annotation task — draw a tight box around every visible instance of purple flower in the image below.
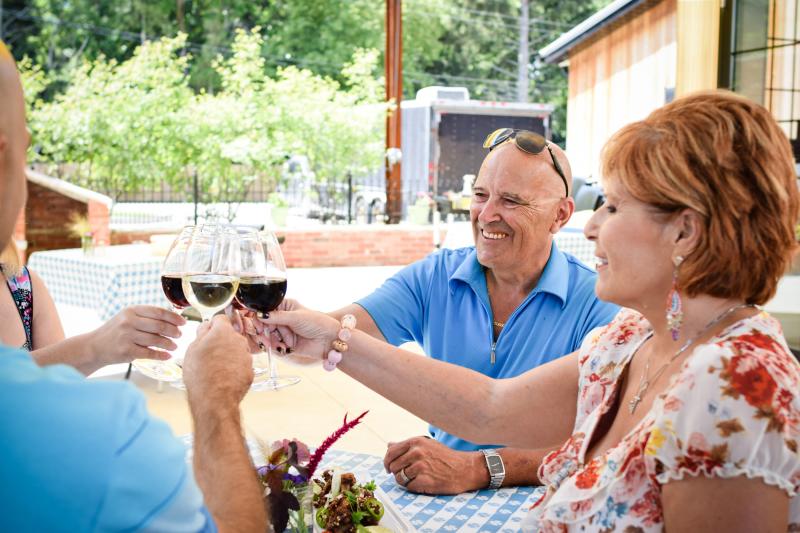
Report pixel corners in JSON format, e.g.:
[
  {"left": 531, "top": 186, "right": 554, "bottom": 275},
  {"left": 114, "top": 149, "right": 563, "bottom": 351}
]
[{"left": 283, "top": 472, "right": 308, "bottom": 485}]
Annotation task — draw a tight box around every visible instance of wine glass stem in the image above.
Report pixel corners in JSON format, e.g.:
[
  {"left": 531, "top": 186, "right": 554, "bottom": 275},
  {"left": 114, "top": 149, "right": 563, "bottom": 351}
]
[{"left": 266, "top": 344, "right": 278, "bottom": 380}]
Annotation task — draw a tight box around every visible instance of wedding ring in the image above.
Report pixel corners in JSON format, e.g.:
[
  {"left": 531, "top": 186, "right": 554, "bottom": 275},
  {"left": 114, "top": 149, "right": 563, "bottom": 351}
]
[{"left": 398, "top": 467, "right": 412, "bottom": 486}]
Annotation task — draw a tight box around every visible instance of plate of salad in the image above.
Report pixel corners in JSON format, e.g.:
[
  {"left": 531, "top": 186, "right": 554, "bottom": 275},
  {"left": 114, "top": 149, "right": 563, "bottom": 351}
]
[{"left": 312, "top": 469, "right": 412, "bottom": 533}]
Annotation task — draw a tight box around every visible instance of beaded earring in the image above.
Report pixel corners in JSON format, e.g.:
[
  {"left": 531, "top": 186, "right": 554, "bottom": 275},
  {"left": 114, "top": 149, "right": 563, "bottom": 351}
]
[{"left": 666, "top": 255, "right": 684, "bottom": 341}]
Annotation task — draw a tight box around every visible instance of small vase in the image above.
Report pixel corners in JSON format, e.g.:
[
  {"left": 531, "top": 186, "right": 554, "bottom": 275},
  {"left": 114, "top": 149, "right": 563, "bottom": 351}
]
[
  {"left": 81, "top": 234, "right": 94, "bottom": 256},
  {"left": 286, "top": 483, "right": 313, "bottom": 533}
]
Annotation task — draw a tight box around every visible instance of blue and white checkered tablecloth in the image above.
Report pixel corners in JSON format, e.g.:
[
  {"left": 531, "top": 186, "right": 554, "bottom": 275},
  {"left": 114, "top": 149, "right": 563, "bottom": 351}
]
[
  {"left": 318, "top": 449, "right": 539, "bottom": 533},
  {"left": 28, "top": 244, "right": 167, "bottom": 320},
  {"left": 554, "top": 228, "right": 596, "bottom": 268},
  {"left": 182, "top": 436, "right": 542, "bottom": 532}
]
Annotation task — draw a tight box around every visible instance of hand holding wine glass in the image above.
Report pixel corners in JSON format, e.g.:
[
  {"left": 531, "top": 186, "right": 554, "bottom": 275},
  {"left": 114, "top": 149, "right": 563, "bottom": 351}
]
[
  {"left": 233, "top": 229, "right": 300, "bottom": 391},
  {"left": 132, "top": 226, "right": 195, "bottom": 382}
]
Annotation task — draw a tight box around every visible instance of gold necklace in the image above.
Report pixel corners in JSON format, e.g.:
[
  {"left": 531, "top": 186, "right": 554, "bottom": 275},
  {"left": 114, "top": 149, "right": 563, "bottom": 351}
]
[
  {"left": 493, "top": 321, "right": 505, "bottom": 328},
  {"left": 628, "top": 303, "right": 753, "bottom": 414}
]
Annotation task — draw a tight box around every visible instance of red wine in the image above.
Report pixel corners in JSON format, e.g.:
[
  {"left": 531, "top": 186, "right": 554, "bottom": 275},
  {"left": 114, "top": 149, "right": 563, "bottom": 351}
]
[
  {"left": 161, "top": 274, "right": 190, "bottom": 309},
  {"left": 231, "top": 296, "right": 247, "bottom": 311},
  {"left": 236, "top": 277, "right": 287, "bottom": 314}
]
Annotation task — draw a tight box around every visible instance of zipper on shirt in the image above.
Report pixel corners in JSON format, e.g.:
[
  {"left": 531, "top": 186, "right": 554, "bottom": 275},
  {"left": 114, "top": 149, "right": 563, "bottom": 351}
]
[{"left": 490, "top": 341, "right": 496, "bottom": 365}]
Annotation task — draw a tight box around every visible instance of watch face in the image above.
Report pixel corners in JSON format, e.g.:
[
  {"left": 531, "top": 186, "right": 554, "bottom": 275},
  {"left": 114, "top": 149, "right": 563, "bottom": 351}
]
[{"left": 487, "top": 455, "right": 504, "bottom": 473}]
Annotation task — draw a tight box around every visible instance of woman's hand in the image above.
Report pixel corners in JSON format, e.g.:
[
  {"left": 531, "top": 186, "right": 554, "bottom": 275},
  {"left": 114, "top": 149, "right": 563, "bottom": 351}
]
[
  {"left": 228, "top": 299, "right": 318, "bottom": 363},
  {"left": 86, "top": 305, "right": 185, "bottom": 367},
  {"left": 257, "top": 302, "right": 340, "bottom": 364}
]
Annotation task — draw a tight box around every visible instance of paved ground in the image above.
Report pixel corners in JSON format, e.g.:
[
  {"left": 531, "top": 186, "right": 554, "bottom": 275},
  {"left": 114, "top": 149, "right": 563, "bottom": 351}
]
[{"left": 66, "top": 264, "right": 429, "bottom": 456}]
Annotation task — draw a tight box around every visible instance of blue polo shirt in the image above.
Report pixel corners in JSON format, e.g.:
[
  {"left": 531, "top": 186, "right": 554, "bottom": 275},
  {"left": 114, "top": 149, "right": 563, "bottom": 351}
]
[
  {"left": 0, "top": 347, "right": 215, "bottom": 532},
  {"left": 357, "top": 244, "right": 619, "bottom": 451}
]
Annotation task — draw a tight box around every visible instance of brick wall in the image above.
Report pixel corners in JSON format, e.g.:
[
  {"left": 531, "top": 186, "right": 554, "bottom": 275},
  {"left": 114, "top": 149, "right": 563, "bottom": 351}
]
[
  {"left": 24, "top": 181, "right": 110, "bottom": 256},
  {"left": 112, "top": 225, "right": 451, "bottom": 268},
  {"left": 279, "top": 226, "right": 448, "bottom": 267}
]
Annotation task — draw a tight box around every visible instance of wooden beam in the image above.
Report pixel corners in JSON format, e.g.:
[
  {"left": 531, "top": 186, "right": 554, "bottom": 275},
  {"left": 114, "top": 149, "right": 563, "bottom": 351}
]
[
  {"left": 676, "top": 0, "right": 721, "bottom": 96},
  {"left": 385, "top": 0, "right": 403, "bottom": 224}
]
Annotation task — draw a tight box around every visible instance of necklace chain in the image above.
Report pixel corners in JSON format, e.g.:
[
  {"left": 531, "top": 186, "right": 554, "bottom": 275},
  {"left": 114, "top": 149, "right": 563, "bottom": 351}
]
[
  {"left": 493, "top": 320, "right": 505, "bottom": 328},
  {"left": 628, "top": 303, "right": 753, "bottom": 414}
]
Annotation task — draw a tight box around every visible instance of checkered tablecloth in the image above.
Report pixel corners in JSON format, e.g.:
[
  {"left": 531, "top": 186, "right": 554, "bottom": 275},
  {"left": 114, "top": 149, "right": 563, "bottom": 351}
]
[
  {"left": 554, "top": 228, "right": 596, "bottom": 267},
  {"left": 181, "top": 436, "right": 541, "bottom": 532},
  {"left": 28, "top": 244, "right": 167, "bottom": 320},
  {"left": 318, "top": 449, "right": 539, "bottom": 532}
]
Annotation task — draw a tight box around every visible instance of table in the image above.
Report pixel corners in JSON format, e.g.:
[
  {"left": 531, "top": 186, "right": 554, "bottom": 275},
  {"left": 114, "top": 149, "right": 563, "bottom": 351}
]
[
  {"left": 216, "top": 437, "right": 540, "bottom": 533},
  {"left": 183, "top": 436, "right": 540, "bottom": 532},
  {"left": 28, "top": 244, "right": 167, "bottom": 320}
]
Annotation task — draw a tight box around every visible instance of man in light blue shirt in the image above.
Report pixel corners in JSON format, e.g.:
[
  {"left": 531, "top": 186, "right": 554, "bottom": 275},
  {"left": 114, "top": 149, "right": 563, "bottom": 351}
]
[
  {"left": 334, "top": 133, "right": 618, "bottom": 494},
  {"left": 0, "top": 41, "right": 266, "bottom": 532}
]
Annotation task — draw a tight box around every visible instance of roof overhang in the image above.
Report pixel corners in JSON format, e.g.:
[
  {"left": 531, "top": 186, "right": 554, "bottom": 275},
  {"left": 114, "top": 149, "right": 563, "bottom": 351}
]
[
  {"left": 539, "top": 0, "right": 650, "bottom": 64},
  {"left": 26, "top": 168, "right": 113, "bottom": 208}
]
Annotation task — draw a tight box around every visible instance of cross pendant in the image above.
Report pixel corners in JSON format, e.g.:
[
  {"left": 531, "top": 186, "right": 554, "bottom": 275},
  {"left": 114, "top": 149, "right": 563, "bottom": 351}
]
[{"left": 628, "top": 395, "right": 641, "bottom": 414}]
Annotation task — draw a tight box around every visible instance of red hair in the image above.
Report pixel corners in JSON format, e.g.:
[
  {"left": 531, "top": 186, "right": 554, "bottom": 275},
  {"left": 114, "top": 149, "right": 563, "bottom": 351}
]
[{"left": 601, "top": 90, "right": 799, "bottom": 305}]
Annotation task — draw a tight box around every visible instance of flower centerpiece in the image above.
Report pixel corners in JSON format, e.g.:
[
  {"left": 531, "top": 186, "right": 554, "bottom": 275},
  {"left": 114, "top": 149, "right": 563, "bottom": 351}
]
[{"left": 257, "top": 411, "right": 368, "bottom": 533}]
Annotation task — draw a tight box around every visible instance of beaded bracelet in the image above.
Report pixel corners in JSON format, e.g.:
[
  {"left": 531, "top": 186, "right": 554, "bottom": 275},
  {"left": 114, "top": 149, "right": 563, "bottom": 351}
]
[{"left": 323, "top": 314, "right": 357, "bottom": 371}]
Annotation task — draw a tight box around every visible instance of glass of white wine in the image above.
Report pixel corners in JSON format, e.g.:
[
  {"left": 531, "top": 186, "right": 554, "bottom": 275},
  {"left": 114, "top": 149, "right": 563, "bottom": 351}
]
[{"left": 182, "top": 225, "right": 240, "bottom": 322}]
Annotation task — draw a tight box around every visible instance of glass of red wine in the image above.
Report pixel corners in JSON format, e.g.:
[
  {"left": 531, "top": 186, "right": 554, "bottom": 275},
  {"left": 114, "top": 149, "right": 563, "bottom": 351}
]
[
  {"left": 234, "top": 228, "right": 300, "bottom": 391},
  {"left": 132, "top": 225, "right": 196, "bottom": 384}
]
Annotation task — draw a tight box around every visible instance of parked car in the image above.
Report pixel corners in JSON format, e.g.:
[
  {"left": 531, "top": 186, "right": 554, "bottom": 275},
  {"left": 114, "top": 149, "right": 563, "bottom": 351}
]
[{"left": 282, "top": 155, "right": 386, "bottom": 223}]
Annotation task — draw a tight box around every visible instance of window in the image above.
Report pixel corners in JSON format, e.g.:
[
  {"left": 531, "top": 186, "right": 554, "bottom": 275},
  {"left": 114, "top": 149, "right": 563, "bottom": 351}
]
[{"left": 722, "top": 0, "right": 800, "bottom": 166}]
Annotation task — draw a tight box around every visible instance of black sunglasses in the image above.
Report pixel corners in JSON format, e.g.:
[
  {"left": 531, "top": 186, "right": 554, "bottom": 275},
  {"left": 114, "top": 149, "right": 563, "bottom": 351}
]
[{"left": 483, "top": 128, "right": 569, "bottom": 196}]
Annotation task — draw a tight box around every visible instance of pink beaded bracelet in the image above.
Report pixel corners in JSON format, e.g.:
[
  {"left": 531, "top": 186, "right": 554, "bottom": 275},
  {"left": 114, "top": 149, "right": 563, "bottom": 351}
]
[{"left": 323, "top": 314, "right": 357, "bottom": 371}]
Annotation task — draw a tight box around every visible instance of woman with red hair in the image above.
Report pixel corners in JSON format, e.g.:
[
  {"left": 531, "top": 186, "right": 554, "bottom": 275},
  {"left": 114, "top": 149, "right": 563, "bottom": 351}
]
[{"left": 262, "top": 91, "right": 800, "bottom": 531}]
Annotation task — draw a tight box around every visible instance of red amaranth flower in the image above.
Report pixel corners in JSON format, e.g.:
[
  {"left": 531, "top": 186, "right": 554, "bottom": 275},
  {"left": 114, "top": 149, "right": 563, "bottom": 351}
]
[{"left": 307, "top": 411, "right": 369, "bottom": 478}]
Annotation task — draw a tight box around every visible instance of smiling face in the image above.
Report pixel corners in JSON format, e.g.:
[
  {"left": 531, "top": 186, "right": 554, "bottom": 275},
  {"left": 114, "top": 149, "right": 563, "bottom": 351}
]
[
  {"left": 470, "top": 143, "right": 573, "bottom": 275},
  {"left": 584, "top": 181, "right": 677, "bottom": 311},
  {"left": 0, "top": 45, "right": 28, "bottom": 250}
]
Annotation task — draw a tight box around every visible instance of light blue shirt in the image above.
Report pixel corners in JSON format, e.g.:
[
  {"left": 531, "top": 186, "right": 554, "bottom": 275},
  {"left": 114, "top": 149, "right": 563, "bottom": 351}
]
[
  {"left": 0, "top": 347, "right": 215, "bottom": 532},
  {"left": 357, "top": 244, "right": 619, "bottom": 451}
]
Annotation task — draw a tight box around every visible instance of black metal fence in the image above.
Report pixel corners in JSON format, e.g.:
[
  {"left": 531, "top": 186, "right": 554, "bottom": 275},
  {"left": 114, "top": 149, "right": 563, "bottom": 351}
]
[{"left": 34, "top": 162, "right": 391, "bottom": 224}]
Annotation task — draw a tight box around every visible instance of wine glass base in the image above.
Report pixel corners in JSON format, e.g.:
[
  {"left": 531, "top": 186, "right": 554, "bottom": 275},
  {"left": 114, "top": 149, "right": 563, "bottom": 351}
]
[{"left": 250, "top": 374, "right": 301, "bottom": 391}]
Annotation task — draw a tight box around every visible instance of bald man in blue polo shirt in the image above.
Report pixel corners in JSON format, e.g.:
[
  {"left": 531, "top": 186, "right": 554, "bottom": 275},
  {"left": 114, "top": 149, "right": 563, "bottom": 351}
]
[{"left": 332, "top": 134, "right": 619, "bottom": 495}]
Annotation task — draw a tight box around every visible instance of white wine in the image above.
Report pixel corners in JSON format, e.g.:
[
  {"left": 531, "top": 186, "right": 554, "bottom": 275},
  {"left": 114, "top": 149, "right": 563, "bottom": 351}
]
[{"left": 182, "top": 274, "right": 239, "bottom": 318}]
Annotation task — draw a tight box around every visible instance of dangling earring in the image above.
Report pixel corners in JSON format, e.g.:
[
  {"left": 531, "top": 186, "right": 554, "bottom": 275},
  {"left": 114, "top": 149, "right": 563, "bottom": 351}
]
[{"left": 666, "top": 255, "right": 684, "bottom": 341}]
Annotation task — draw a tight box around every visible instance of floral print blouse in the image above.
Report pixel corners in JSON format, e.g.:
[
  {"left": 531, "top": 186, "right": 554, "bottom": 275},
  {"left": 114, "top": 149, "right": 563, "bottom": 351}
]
[{"left": 524, "top": 309, "right": 800, "bottom": 532}]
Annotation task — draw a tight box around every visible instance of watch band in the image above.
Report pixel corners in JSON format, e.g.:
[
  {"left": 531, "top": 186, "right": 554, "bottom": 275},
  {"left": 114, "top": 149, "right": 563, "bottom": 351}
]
[{"left": 481, "top": 448, "right": 505, "bottom": 490}]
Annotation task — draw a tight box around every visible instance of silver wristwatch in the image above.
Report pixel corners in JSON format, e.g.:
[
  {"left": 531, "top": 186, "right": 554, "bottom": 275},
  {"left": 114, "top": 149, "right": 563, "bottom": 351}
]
[{"left": 481, "top": 448, "right": 505, "bottom": 490}]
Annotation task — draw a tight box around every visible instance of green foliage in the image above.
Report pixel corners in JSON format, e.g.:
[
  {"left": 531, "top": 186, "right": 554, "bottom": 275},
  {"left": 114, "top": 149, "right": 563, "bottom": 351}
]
[
  {"left": 9, "top": 0, "right": 614, "bottom": 156},
  {"left": 26, "top": 31, "right": 386, "bottom": 206}
]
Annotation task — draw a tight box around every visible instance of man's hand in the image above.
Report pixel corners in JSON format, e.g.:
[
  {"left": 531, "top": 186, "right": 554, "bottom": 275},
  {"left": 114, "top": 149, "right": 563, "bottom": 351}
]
[
  {"left": 184, "top": 315, "right": 266, "bottom": 532},
  {"left": 183, "top": 315, "right": 253, "bottom": 406},
  {"left": 88, "top": 305, "right": 185, "bottom": 367},
  {"left": 384, "top": 437, "right": 487, "bottom": 495}
]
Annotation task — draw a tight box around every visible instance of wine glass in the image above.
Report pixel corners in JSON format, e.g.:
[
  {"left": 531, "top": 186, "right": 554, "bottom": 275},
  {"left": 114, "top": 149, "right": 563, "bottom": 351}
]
[
  {"left": 131, "top": 226, "right": 195, "bottom": 383},
  {"left": 235, "top": 229, "right": 300, "bottom": 391},
  {"left": 182, "top": 225, "right": 240, "bottom": 322}
]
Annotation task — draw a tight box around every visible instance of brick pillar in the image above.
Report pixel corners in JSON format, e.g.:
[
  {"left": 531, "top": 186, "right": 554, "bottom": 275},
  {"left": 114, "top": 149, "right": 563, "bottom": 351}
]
[{"left": 87, "top": 200, "right": 110, "bottom": 246}]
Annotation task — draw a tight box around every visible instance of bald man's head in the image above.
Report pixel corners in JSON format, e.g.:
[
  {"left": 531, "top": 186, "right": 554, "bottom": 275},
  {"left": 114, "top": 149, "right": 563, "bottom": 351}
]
[
  {"left": 0, "top": 40, "right": 29, "bottom": 250},
  {"left": 479, "top": 137, "right": 574, "bottom": 198}
]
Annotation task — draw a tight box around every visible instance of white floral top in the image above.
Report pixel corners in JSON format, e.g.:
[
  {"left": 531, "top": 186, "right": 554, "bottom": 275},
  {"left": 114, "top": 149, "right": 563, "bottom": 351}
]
[{"left": 523, "top": 309, "right": 800, "bottom": 532}]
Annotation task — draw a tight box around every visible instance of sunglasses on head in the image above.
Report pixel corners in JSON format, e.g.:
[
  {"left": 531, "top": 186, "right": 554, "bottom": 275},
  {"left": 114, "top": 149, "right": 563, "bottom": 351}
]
[{"left": 483, "top": 128, "right": 569, "bottom": 197}]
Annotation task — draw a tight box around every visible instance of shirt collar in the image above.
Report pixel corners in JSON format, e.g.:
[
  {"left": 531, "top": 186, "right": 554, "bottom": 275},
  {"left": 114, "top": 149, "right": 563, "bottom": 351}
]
[{"left": 449, "top": 242, "right": 570, "bottom": 308}]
